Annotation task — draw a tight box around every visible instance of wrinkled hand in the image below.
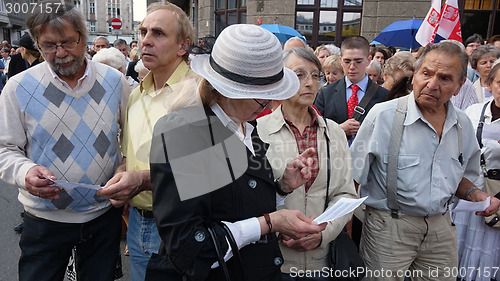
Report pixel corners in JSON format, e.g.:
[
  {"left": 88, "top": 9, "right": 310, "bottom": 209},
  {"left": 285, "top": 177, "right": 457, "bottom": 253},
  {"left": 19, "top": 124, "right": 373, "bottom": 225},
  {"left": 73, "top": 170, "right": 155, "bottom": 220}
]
[
  {"left": 280, "top": 148, "right": 315, "bottom": 193},
  {"left": 280, "top": 232, "right": 323, "bottom": 252},
  {"left": 97, "top": 170, "right": 149, "bottom": 207},
  {"left": 25, "top": 165, "right": 61, "bottom": 199},
  {"left": 340, "top": 119, "right": 360, "bottom": 136},
  {"left": 473, "top": 190, "right": 500, "bottom": 217},
  {"left": 271, "top": 209, "right": 326, "bottom": 240}
]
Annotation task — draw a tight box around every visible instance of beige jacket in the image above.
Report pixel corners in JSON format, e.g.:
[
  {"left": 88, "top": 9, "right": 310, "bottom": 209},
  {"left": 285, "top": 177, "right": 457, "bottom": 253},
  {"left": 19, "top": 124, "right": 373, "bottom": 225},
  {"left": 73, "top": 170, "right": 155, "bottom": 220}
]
[{"left": 257, "top": 105, "right": 358, "bottom": 272}]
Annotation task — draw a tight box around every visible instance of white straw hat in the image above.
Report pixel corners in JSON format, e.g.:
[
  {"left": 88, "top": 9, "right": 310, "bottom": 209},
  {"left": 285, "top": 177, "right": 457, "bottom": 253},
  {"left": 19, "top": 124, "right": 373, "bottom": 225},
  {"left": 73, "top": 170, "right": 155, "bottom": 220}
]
[{"left": 190, "top": 24, "right": 300, "bottom": 100}]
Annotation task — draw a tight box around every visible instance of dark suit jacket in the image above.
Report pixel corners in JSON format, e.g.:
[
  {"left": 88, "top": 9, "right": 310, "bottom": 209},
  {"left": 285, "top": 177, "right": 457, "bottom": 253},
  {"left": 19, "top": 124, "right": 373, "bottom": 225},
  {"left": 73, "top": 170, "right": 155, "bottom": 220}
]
[
  {"left": 314, "top": 77, "right": 388, "bottom": 125},
  {"left": 149, "top": 106, "right": 282, "bottom": 281}
]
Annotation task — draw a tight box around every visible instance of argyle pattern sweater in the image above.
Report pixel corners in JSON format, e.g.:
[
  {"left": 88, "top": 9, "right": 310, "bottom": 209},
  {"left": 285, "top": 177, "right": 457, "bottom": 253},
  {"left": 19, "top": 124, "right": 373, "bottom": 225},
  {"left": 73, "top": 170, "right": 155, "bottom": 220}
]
[{"left": 0, "top": 60, "right": 128, "bottom": 223}]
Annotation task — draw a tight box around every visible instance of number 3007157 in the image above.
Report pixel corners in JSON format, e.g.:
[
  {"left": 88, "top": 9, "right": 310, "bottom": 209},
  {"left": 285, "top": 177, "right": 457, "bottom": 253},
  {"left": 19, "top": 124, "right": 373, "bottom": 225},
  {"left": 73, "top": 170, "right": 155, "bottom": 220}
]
[{"left": 5, "top": 2, "right": 61, "bottom": 14}]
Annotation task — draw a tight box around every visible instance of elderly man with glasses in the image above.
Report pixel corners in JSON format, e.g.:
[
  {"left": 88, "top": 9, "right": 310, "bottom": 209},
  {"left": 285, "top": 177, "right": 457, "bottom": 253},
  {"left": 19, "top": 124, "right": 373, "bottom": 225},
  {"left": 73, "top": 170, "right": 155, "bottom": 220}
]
[{"left": 0, "top": 1, "right": 130, "bottom": 280}]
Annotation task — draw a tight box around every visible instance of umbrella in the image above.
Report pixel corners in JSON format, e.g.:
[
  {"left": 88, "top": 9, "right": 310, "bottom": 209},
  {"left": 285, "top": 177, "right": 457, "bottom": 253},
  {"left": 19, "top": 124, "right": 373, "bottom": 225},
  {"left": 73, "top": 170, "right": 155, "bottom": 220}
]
[
  {"left": 259, "top": 24, "right": 305, "bottom": 44},
  {"left": 372, "top": 19, "right": 423, "bottom": 49}
]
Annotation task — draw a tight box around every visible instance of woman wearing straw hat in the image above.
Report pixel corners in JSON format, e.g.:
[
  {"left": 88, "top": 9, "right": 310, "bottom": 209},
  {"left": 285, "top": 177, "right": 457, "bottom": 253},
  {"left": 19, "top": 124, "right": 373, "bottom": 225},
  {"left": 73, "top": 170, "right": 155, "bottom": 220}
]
[{"left": 147, "top": 24, "right": 327, "bottom": 281}]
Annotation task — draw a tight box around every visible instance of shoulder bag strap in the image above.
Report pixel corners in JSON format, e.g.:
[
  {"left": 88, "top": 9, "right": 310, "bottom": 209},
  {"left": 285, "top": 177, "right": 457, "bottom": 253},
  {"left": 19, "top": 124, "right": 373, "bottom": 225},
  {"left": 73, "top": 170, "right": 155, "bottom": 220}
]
[
  {"left": 205, "top": 115, "right": 242, "bottom": 281},
  {"left": 206, "top": 115, "right": 236, "bottom": 182},
  {"left": 476, "top": 102, "right": 489, "bottom": 173},
  {"left": 323, "top": 117, "right": 350, "bottom": 233},
  {"left": 476, "top": 102, "right": 489, "bottom": 149},
  {"left": 351, "top": 81, "right": 380, "bottom": 121},
  {"left": 323, "top": 117, "right": 331, "bottom": 211},
  {"left": 219, "top": 223, "right": 245, "bottom": 281},
  {"left": 207, "top": 225, "right": 231, "bottom": 281},
  {"left": 386, "top": 96, "right": 409, "bottom": 218}
]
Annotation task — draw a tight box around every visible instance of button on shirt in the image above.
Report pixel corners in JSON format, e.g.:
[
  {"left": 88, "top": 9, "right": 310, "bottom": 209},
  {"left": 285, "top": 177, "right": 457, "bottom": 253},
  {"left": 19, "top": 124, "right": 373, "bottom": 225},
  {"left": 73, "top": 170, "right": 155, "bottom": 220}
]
[{"left": 351, "top": 93, "right": 481, "bottom": 216}]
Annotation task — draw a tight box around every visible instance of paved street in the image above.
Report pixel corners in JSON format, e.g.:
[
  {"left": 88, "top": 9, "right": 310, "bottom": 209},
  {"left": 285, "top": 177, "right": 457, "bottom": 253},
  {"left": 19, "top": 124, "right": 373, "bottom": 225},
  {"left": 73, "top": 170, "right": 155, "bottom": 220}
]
[{"left": 0, "top": 180, "right": 130, "bottom": 281}]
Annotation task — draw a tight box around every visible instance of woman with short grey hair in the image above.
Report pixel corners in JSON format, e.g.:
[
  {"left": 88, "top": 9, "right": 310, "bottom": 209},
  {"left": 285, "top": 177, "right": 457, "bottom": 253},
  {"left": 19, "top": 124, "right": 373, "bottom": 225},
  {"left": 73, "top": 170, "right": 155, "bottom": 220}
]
[
  {"left": 470, "top": 44, "right": 500, "bottom": 103},
  {"left": 258, "top": 46, "right": 357, "bottom": 281}
]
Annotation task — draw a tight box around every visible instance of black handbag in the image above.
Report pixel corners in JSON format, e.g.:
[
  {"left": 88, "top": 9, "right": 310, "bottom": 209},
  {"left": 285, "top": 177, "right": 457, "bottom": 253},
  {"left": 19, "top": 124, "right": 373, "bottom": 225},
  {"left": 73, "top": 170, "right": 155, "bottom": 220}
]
[
  {"left": 145, "top": 223, "right": 244, "bottom": 281},
  {"left": 323, "top": 118, "right": 365, "bottom": 281}
]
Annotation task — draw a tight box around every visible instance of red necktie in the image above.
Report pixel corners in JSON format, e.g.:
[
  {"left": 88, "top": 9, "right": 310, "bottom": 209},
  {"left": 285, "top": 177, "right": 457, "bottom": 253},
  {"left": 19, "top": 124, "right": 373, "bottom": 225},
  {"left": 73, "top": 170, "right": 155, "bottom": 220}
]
[{"left": 347, "top": 84, "right": 360, "bottom": 119}]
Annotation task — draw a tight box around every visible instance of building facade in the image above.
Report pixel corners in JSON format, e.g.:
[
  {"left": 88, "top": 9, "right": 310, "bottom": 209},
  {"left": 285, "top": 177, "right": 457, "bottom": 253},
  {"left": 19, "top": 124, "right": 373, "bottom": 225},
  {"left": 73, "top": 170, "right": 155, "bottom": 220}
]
[
  {"left": 76, "top": 0, "right": 135, "bottom": 45},
  {"left": 192, "top": 0, "right": 500, "bottom": 48},
  {"left": 0, "top": 0, "right": 32, "bottom": 46},
  {"left": 0, "top": 0, "right": 135, "bottom": 47}
]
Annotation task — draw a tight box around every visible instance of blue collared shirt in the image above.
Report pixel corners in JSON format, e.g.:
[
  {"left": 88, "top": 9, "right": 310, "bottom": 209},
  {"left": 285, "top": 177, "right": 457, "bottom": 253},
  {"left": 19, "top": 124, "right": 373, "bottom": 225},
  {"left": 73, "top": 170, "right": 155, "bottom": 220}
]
[
  {"left": 351, "top": 93, "right": 481, "bottom": 216},
  {"left": 345, "top": 74, "right": 369, "bottom": 102}
]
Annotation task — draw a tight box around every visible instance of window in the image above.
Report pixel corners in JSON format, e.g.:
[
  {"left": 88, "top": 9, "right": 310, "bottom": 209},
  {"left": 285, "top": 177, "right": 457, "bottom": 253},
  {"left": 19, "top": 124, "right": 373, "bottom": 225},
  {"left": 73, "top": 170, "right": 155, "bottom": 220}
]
[
  {"left": 89, "top": 2, "right": 95, "bottom": 14},
  {"left": 215, "top": 0, "right": 247, "bottom": 36},
  {"left": 109, "top": 23, "right": 112, "bottom": 33},
  {"left": 460, "top": 0, "right": 500, "bottom": 39},
  {"left": 90, "top": 22, "right": 96, "bottom": 32},
  {"left": 296, "top": 0, "right": 362, "bottom": 47}
]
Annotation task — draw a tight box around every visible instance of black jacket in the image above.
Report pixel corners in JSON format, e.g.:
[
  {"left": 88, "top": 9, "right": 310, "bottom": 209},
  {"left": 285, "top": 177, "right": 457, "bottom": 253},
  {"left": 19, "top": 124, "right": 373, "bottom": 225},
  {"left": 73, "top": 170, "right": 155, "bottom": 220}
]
[
  {"left": 149, "top": 106, "right": 283, "bottom": 281},
  {"left": 7, "top": 53, "right": 41, "bottom": 79},
  {"left": 314, "top": 77, "right": 388, "bottom": 125}
]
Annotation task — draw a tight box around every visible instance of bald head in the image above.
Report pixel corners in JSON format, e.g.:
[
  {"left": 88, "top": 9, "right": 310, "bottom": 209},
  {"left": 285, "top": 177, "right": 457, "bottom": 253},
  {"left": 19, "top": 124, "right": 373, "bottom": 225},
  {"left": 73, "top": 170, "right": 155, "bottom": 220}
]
[{"left": 284, "top": 37, "right": 306, "bottom": 50}]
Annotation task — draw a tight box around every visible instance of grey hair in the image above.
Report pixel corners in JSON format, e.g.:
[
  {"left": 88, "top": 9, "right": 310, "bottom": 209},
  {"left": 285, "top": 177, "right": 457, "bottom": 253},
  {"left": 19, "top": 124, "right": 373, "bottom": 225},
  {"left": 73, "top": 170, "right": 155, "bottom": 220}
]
[
  {"left": 470, "top": 44, "right": 500, "bottom": 70},
  {"left": 27, "top": 0, "right": 88, "bottom": 50},
  {"left": 314, "top": 45, "right": 331, "bottom": 57},
  {"left": 416, "top": 41, "right": 468, "bottom": 79},
  {"left": 384, "top": 51, "right": 415, "bottom": 78},
  {"left": 134, "top": 59, "right": 147, "bottom": 73},
  {"left": 92, "top": 47, "right": 127, "bottom": 73},
  {"left": 113, "top": 39, "right": 127, "bottom": 48},
  {"left": 367, "top": 60, "right": 382, "bottom": 75},
  {"left": 283, "top": 47, "right": 322, "bottom": 72},
  {"left": 283, "top": 37, "right": 306, "bottom": 49},
  {"left": 93, "top": 36, "right": 109, "bottom": 46},
  {"left": 485, "top": 58, "right": 500, "bottom": 86}
]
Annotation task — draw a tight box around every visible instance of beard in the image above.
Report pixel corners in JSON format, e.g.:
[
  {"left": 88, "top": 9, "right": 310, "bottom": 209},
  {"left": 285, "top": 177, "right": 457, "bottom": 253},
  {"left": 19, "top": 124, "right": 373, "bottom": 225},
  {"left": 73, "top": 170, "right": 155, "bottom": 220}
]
[{"left": 48, "top": 53, "right": 85, "bottom": 76}]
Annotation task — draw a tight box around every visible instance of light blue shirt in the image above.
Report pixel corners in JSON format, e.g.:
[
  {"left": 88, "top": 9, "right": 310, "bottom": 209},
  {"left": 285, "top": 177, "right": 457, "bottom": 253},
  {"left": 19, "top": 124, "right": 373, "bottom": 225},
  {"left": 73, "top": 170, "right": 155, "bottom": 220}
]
[
  {"left": 345, "top": 74, "right": 369, "bottom": 102},
  {"left": 351, "top": 93, "right": 481, "bottom": 216}
]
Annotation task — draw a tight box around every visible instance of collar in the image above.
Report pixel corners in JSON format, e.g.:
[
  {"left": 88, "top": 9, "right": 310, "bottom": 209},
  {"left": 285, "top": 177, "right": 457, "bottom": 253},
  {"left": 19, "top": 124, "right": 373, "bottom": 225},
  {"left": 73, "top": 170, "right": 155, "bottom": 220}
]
[
  {"left": 283, "top": 106, "right": 319, "bottom": 127},
  {"left": 48, "top": 57, "right": 91, "bottom": 90},
  {"left": 210, "top": 103, "right": 255, "bottom": 137},
  {"left": 210, "top": 103, "right": 255, "bottom": 155},
  {"left": 139, "top": 61, "right": 189, "bottom": 97},
  {"left": 266, "top": 105, "right": 326, "bottom": 135},
  {"left": 345, "top": 74, "right": 369, "bottom": 92},
  {"left": 405, "top": 92, "right": 458, "bottom": 128}
]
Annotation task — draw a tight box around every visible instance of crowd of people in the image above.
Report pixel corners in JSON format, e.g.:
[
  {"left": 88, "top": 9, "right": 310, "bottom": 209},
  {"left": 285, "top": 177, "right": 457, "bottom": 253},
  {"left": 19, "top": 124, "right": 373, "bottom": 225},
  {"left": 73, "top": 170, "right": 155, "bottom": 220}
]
[{"left": 1, "top": 0, "right": 500, "bottom": 281}]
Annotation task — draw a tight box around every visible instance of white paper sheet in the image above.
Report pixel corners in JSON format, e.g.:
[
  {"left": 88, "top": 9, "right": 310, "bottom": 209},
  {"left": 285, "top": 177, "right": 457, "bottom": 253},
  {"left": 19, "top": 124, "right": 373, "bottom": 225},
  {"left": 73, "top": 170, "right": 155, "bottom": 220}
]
[
  {"left": 43, "top": 176, "right": 102, "bottom": 191},
  {"left": 451, "top": 197, "right": 490, "bottom": 213},
  {"left": 313, "top": 197, "right": 367, "bottom": 224}
]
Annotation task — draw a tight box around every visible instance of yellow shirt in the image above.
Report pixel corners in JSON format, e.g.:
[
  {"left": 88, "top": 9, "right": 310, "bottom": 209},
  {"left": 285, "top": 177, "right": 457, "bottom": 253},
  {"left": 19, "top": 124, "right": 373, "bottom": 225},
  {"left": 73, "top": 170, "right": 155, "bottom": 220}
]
[{"left": 122, "top": 61, "right": 192, "bottom": 210}]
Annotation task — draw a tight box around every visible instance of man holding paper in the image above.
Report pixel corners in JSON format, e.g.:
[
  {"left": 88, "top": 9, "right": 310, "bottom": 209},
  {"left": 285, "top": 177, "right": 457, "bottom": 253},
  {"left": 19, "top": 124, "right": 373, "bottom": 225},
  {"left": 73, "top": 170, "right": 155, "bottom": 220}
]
[
  {"left": 350, "top": 41, "right": 500, "bottom": 281},
  {"left": 0, "top": 2, "right": 129, "bottom": 280}
]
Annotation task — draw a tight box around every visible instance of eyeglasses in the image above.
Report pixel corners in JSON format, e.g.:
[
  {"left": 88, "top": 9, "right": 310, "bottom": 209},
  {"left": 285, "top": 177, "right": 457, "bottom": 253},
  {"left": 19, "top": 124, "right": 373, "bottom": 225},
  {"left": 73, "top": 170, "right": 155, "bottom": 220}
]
[
  {"left": 38, "top": 33, "right": 81, "bottom": 54},
  {"left": 254, "top": 99, "right": 272, "bottom": 109},
  {"left": 294, "top": 70, "right": 324, "bottom": 82},
  {"left": 342, "top": 59, "right": 367, "bottom": 67}
]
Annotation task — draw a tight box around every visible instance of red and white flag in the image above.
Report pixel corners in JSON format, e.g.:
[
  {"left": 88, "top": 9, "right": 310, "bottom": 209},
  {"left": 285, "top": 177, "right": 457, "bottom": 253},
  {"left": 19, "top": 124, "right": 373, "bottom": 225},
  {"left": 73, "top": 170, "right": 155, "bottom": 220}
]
[
  {"left": 415, "top": 0, "right": 441, "bottom": 46},
  {"left": 435, "top": 0, "right": 462, "bottom": 42}
]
